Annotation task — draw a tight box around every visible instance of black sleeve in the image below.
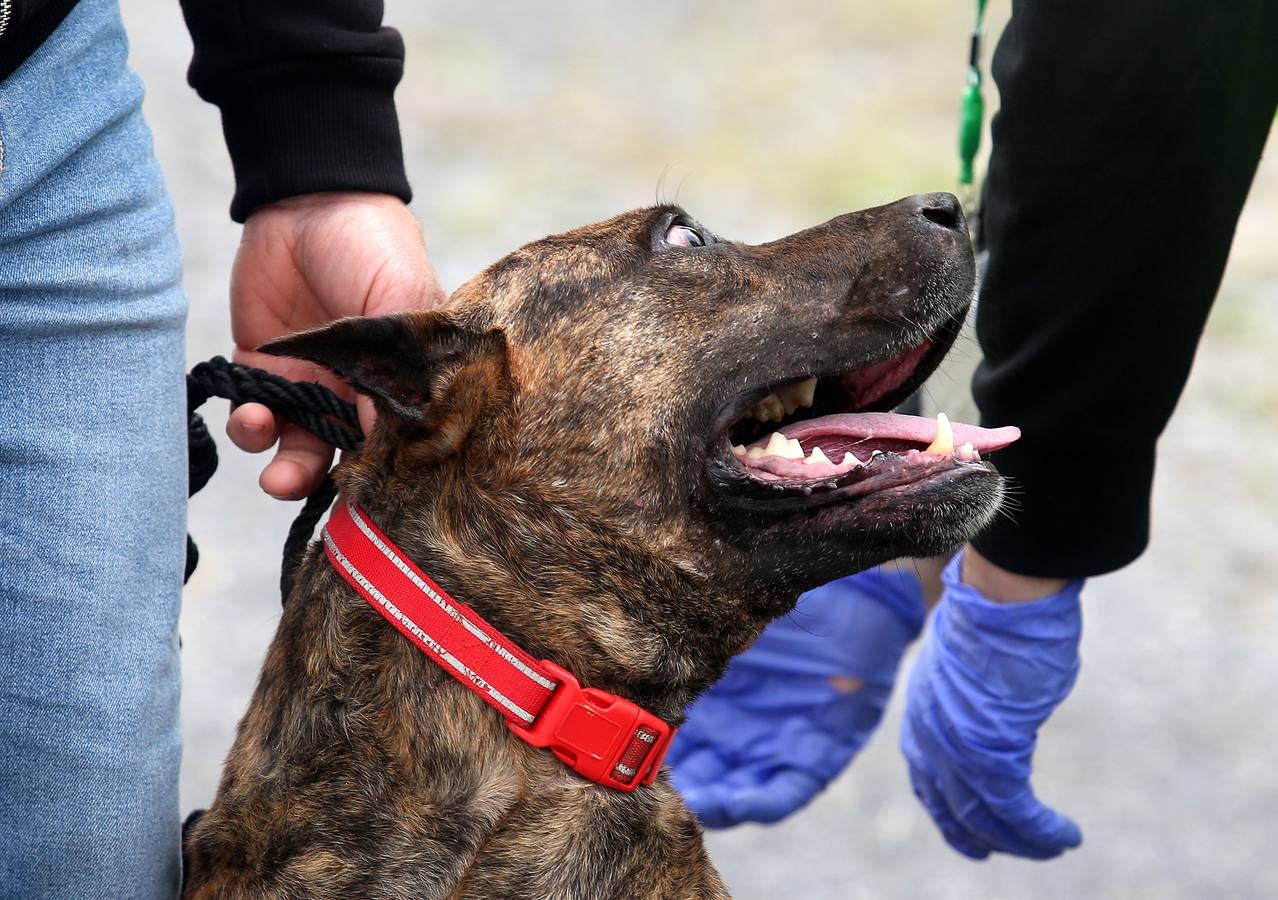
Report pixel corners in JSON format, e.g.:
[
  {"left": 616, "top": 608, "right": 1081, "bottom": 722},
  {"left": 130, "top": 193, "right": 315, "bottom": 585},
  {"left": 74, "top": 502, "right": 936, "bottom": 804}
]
[
  {"left": 177, "top": 0, "right": 412, "bottom": 223},
  {"left": 971, "top": 1, "right": 1278, "bottom": 577}
]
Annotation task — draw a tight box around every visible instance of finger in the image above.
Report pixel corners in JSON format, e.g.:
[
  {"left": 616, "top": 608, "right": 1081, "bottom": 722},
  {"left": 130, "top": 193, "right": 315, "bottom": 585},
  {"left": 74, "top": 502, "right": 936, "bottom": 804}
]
[
  {"left": 356, "top": 395, "right": 377, "bottom": 439},
  {"left": 951, "top": 785, "right": 1082, "bottom": 859},
  {"left": 259, "top": 422, "right": 336, "bottom": 500},
  {"left": 995, "top": 787, "right": 1084, "bottom": 852},
  {"left": 230, "top": 348, "right": 346, "bottom": 499},
  {"left": 227, "top": 403, "right": 280, "bottom": 453},
  {"left": 812, "top": 681, "right": 893, "bottom": 743},
  {"left": 668, "top": 746, "right": 731, "bottom": 795},
  {"left": 907, "top": 766, "right": 992, "bottom": 860},
  {"left": 662, "top": 726, "right": 706, "bottom": 769},
  {"left": 1025, "top": 804, "right": 1083, "bottom": 852},
  {"left": 772, "top": 718, "right": 857, "bottom": 784},
  {"left": 726, "top": 768, "right": 825, "bottom": 824},
  {"left": 232, "top": 347, "right": 357, "bottom": 408},
  {"left": 232, "top": 347, "right": 359, "bottom": 497},
  {"left": 677, "top": 781, "right": 739, "bottom": 830},
  {"left": 902, "top": 710, "right": 994, "bottom": 859}
]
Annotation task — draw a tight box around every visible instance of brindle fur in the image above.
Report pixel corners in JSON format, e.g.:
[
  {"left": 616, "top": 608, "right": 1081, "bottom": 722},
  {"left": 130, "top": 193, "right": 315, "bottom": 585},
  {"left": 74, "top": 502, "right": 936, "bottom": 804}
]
[{"left": 183, "top": 198, "right": 1001, "bottom": 899}]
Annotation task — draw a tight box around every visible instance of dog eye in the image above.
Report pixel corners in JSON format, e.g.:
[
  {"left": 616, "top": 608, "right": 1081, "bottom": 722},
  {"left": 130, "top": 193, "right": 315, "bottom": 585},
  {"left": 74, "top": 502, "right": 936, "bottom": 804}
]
[{"left": 665, "top": 224, "right": 705, "bottom": 248}]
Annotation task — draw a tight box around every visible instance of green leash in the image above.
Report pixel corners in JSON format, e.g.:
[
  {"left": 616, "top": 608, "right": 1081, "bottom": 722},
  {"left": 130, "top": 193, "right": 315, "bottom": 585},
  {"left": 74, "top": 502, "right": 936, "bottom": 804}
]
[{"left": 958, "top": 0, "right": 989, "bottom": 210}]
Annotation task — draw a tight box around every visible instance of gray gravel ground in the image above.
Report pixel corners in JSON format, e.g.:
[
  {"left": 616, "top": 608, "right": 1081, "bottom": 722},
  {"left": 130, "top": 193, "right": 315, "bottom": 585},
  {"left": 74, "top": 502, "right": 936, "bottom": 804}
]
[{"left": 120, "top": 1, "right": 1278, "bottom": 897}]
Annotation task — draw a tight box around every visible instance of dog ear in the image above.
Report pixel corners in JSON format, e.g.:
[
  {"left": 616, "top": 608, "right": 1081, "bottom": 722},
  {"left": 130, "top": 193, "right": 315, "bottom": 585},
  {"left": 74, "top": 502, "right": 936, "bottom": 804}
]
[{"left": 259, "top": 311, "right": 509, "bottom": 448}]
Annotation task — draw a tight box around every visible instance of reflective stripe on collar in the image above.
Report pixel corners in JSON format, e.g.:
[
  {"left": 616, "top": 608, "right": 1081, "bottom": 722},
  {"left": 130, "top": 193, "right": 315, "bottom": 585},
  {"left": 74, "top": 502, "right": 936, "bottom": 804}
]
[{"left": 322, "top": 501, "right": 676, "bottom": 791}]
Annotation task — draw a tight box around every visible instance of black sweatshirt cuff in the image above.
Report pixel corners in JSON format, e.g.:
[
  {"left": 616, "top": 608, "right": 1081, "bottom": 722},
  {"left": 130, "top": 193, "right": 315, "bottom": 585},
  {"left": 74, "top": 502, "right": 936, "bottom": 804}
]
[
  {"left": 970, "top": 439, "right": 1154, "bottom": 580},
  {"left": 211, "top": 56, "right": 412, "bottom": 223}
]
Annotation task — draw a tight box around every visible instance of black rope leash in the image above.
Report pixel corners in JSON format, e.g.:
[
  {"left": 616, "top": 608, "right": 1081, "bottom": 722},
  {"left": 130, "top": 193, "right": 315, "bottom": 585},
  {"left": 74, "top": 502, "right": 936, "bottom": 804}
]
[{"left": 185, "top": 356, "right": 364, "bottom": 602}]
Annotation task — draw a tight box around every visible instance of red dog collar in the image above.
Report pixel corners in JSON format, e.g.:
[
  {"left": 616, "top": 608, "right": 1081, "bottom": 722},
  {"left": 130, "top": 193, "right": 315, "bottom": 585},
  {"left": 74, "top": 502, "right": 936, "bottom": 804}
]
[{"left": 322, "top": 501, "right": 675, "bottom": 792}]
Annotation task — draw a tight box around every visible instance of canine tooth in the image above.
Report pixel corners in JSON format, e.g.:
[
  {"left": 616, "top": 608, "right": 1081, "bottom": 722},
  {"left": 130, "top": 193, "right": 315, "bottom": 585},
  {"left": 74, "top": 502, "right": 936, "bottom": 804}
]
[
  {"left": 804, "top": 446, "right": 832, "bottom": 467},
  {"left": 761, "top": 431, "right": 804, "bottom": 459},
  {"left": 732, "top": 444, "right": 747, "bottom": 457},
  {"left": 793, "top": 377, "right": 817, "bottom": 408},
  {"left": 778, "top": 377, "right": 818, "bottom": 414},
  {"left": 925, "top": 412, "right": 954, "bottom": 456}
]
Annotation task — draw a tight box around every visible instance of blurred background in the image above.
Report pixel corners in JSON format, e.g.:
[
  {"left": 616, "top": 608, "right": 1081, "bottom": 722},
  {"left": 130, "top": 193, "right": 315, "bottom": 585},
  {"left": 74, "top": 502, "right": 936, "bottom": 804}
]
[{"left": 122, "top": 1, "right": 1278, "bottom": 897}]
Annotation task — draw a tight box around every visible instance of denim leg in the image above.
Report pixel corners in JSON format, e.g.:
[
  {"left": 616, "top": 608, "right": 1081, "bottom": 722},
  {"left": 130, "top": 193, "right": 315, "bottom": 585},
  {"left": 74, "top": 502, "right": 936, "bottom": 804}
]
[{"left": 0, "top": 0, "right": 186, "bottom": 896}]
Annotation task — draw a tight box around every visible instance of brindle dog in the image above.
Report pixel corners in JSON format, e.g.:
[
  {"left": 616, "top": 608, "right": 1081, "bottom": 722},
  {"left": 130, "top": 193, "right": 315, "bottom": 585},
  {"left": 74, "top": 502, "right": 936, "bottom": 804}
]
[{"left": 183, "top": 194, "right": 1009, "bottom": 899}]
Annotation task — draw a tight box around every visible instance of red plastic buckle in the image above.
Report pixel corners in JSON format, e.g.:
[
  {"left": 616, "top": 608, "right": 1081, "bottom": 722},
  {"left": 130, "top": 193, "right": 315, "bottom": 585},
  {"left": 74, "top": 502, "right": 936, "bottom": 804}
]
[{"left": 506, "top": 660, "right": 676, "bottom": 792}]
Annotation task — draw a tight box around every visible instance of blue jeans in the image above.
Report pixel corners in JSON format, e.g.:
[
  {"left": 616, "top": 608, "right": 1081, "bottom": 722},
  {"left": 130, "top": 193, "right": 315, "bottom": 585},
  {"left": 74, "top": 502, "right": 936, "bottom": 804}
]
[{"left": 0, "top": 0, "right": 186, "bottom": 896}]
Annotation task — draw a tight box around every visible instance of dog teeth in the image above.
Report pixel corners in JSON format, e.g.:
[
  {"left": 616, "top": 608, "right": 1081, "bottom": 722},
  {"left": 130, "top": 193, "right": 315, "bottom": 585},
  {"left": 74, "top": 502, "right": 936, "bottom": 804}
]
[
  {"left": 746, "top": 433, "right": 791, "bottom": 460},
  {"left": 803, "top": 446, "right": 832, "bottom": 466},
  {"left": 792, "top": 377, "right": 817, "bottom": 408},
  {"left": 925, "top": 413, "right": 954, "bottom": 456},
  {"left": 751, "top": 393, "right": 786, "bottom": 422},
  {"left": 752, "top": 431, "right": 803, "bottom": 460},
  {"left": 751, "top": 378, "right": 818, "bottom": 421},
  {"left": 731, "top": 444, "right": 747, "bottom": 457},
  {"left": 958, "top": 441, "right": 979, "bottom": 461},
  {"left": 778, "top": 377, "right": 817, "bottom": 414},
  {"left": 842, "top": 452, "right": 864, "bottom": 467}
]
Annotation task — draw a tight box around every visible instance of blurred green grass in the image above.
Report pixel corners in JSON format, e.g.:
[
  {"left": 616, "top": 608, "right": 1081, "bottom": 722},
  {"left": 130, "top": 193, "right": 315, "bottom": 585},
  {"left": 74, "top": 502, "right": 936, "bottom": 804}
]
[{"left": 392, "top": 2, "right": 1012, "bottom": 253}]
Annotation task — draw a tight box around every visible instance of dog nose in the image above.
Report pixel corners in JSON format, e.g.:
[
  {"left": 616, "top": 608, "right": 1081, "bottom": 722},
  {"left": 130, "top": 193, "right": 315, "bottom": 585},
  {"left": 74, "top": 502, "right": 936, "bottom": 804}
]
[{"left": 912, "top": 192, "right": 965, "bottom": 232}]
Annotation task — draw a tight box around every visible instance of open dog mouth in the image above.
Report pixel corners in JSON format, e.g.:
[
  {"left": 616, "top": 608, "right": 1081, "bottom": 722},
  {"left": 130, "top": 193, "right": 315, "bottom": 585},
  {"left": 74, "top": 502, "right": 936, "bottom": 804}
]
[{"left": 709, "top": 320, "right": 1019, "bottom": 507}]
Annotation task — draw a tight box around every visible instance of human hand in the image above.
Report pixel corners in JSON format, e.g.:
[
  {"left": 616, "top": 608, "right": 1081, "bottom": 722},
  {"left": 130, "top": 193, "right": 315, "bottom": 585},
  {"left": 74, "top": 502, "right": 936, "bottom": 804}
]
[
  {"left": 225, "top": 192, "right": 446, "bottom": 499},
  {"left": 901, "top": 550, "right": 1084, "bottom": 859},
  {"left": 668, "top": 567, "right": 926, "bottom": 828}
]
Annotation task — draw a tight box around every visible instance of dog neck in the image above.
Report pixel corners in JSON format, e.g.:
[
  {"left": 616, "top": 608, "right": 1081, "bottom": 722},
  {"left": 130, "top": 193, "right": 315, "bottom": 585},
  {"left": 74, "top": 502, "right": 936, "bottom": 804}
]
[
  {"left": 330, "top": 460, "right": 764, "bottom": 725},
  {"left": 192, "top": 478, "right": 735, "bottom": 898}
]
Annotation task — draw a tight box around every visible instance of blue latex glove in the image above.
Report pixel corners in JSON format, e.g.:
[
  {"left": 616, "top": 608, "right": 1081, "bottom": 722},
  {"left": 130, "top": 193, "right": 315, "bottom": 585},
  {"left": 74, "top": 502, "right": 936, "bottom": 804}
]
[
  {"left": 901, "top": 551, "right": 1084, "bottom": 860},
  {"left": 669, "top": 567, "right": 926, "bottom": 828}
]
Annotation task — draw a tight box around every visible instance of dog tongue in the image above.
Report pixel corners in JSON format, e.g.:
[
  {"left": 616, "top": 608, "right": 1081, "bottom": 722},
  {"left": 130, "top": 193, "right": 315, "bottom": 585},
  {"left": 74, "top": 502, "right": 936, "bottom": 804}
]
[{"left": 779, "top": 412, "right": 1020, "bottom": 454}]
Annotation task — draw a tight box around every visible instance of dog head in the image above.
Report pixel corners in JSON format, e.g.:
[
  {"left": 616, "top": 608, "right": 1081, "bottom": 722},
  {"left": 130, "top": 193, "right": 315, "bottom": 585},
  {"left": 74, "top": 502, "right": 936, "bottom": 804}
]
[{"left": 265, "top": 195, "right": 1013, "bottom": 635}]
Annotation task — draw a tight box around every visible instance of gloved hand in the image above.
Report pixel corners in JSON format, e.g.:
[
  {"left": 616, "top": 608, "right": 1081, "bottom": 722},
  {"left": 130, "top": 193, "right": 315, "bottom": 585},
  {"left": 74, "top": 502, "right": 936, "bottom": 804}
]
[
  {"left": 669, "top": 566, "right": 926, "bottom": 828},
  {"left": 901, "top": 551, "right": 1084, "bottom": 860}
]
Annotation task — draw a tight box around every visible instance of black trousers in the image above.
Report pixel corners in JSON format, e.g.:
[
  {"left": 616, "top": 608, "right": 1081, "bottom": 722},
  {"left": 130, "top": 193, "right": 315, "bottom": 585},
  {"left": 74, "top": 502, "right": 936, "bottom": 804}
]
[{"left": 971, "top": 0, "right": 1278, "bottom": 577}]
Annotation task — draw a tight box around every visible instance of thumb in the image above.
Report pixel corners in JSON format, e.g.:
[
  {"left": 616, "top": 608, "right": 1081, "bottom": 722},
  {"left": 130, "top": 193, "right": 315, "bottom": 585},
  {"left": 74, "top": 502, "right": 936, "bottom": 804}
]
[{"left": 356, "top": 395, "right": 377, "bottom": 438}]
